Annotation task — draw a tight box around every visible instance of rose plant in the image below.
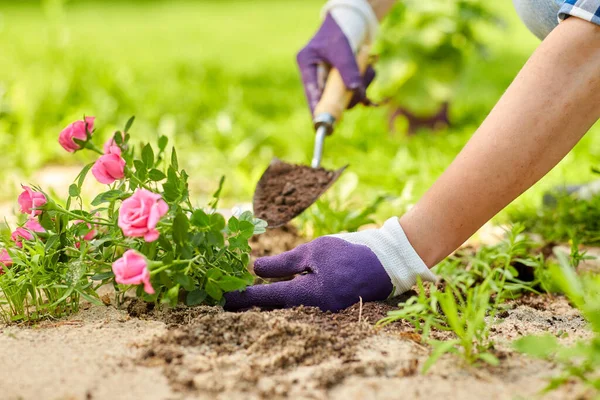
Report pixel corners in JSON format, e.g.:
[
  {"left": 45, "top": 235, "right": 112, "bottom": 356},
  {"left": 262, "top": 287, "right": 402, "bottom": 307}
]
[{"left": 0, "top": 116, "right": 265, "bottom": 322}]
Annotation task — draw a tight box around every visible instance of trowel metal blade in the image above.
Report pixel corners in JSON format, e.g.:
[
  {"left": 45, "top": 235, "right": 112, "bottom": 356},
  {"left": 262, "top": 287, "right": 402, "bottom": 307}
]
[{"left": 253, "top": 158, "right": 347, "bottom": 228}]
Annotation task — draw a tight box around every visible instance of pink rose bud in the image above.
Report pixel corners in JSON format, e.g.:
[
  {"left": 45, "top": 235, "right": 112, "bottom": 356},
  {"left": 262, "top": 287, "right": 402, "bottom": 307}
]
[
  {"left": 118, "top": 189, "right": 168, "bottom": 242},
  {"left": 103, "top": 132, "right": 126, "bottom": 154},
  {"left": 17, "top": 185, "right": 47, "bottom": 216},
  {"left": 73, "top": 220, "right": 97, "bottom": 241},
  {"left": 0, "top": 249, "right": 12, "bottom": 273},
  {"left": 11, "top": 228, "right": 32, "bottom": 248},
  {"left": 91, "top": 146, "right": 126, "bottom": 184},
  {"left": 59, "top": 117, "right": 95, "bottom": 152},
  {"left": 112, "top": 250, "right": 154, "bottom": 294},
  {"left": 11, "top": 219, "right": 44, "bottom": 248}
]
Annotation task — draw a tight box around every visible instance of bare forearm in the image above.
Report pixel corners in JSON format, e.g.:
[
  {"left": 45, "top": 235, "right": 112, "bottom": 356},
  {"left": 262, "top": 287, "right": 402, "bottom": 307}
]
[
  {"left": 367, "top": 0, "right": 396, "bottom": 20},
  {"left": 400, "top": 17, "right": 600, "bottom": 267}
]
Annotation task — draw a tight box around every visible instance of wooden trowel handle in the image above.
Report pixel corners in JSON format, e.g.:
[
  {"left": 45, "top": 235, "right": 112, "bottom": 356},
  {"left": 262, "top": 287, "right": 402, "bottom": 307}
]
[{"left": 313, "top": 46, "right": 371, "bottom": 122}]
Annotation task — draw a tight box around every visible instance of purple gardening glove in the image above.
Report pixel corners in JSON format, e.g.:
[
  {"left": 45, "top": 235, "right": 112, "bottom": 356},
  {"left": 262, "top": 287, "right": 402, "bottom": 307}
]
[
  {"left": 297, "top": 13, "right": 376, "bottom": 115},
  {"left": 225, "top": 218, "right": 437, "bottom": 312}
]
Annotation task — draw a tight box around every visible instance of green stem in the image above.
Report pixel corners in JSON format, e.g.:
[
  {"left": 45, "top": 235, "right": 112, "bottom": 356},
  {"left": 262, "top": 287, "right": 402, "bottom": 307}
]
[
  {"left": 126, "top": 170, "right": 153, "bottom": 191},
  {"left": 149, "top": 255, "right": 203, "bottom": 276},
  {"left": 86, "top": 142, "right": 104, "bottom": 155},
  {"left": 54, "top": 206, "right": 113, "bottom": 226}
]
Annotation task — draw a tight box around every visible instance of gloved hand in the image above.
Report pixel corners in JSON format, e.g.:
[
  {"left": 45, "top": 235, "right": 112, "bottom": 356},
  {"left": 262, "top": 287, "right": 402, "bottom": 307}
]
[
  {"left": 225, "top": 217, "right": 437, "bottom": 312},
  {"left": 297, "top": 0, "right": 380, "bottom": 114}
]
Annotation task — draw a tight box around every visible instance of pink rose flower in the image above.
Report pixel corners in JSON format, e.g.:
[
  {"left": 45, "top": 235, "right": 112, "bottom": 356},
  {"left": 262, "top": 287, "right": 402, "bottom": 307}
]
[
  {"left": 91, "top": 146, "right": 126, "bottom": 184},
  {"left": 103, "top": 132, "right": 126, "bottom": 154},
  {"left": 59, "top": 116, "right": 95, "bottom": 152},
  {"left": 0, "top": 249, "right": 12, "bottom": 273},
  {"left": 17, "top": 185, "right": 47, "bottom": 216},
  {"left": 112, "top": 250, "right": 154, "bottom": 294},
  {"left": 11, "top": 219, "right": 45, "bottom": 248},
  {"left": 118, "top": 189, "right": 168, "bottom": 242},
  {"left": 73, "top": 220, "right": 97, "bottom": 241}
]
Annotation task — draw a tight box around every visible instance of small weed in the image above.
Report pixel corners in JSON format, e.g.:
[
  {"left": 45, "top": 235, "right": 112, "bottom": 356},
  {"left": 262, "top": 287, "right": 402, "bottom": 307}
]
[
  {"left": 513, "top": 246, "right": 600, "bottom": 395},
  {"left": 511, "top": 182, "right": 600, "bottom": 246},
  {"left": 379, "top": 224, "right": 547, "bottom": 371}
]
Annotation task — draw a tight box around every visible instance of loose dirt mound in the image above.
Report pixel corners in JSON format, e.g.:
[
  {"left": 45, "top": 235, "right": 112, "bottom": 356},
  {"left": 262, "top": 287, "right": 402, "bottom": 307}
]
[{"left": 135, "top": 299, "right": 590, "bottom": 400}]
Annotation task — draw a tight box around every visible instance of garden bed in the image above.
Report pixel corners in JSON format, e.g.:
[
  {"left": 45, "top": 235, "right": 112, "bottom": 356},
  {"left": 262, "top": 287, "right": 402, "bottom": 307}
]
[
  {"left": 1, "top": 223, "right": 597, "bottom": 399},
  {"left": 0, "top": 293, "right": 591, "bottom": 400}
]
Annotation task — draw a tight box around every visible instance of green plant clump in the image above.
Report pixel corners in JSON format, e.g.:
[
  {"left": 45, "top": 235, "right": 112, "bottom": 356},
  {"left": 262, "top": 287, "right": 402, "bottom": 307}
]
[
  {"left": 379, "top": 224, "right": 547, "bottom": 371},
  {"left": 0, "top": 116, "right": 265, "bottom": 322},
  {"left": 513, "top": 247, "right": 600, "bottom": 395}
]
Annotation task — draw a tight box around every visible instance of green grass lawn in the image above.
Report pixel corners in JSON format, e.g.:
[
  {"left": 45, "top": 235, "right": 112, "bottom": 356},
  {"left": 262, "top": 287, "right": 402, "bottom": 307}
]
[{"left": 1, "top": 0, "right": 598, "bottom": 226}]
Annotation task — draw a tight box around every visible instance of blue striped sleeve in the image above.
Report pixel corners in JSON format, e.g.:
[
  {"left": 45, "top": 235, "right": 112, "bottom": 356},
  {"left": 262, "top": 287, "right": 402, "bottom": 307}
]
[{"left": 558, "top": 0, "right": 600, "bottom": 25}]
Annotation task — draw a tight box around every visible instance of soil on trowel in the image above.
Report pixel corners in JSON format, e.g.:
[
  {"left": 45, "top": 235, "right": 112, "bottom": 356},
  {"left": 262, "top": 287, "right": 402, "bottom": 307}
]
[{"left": 253, "top": 160, "right": 345, "bottom": 227}]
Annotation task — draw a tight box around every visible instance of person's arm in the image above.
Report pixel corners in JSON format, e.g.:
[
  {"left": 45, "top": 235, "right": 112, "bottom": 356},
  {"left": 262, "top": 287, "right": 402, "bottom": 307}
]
[
  {"left": 400, "top": 16, "right": 600, "bottom": 267},
  {"left": 367, "top": 0, "right": 396, "bottom": 20},
  {"left": 225, "top": 16, "right": 600, "bottom": 313}
]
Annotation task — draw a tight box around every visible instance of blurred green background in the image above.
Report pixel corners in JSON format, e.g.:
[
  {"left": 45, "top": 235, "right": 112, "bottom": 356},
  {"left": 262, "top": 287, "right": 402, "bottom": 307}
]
[{"left": 0, "top": 0, "right": 598, "bottom": 225}]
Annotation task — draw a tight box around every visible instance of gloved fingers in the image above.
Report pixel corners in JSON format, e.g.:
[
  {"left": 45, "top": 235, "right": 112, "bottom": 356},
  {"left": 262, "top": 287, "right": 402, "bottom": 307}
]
[
  {"left": 316, "top": 63, "right": 330, "bottom": 94},
  {"left": 223, "top": 280, "right": 299, "bottom": 311},
  {"left": 297, "top": 48, "right": 323, "bottom": 114},
  {"left": 347, "top": 65, "right": 376, "bottom": 109},
  {"left": 323, "top": 32, "right": 363, "bottom": 95},
  {"left": 253, "top": 245, "right": 308, "bottom": 278}
]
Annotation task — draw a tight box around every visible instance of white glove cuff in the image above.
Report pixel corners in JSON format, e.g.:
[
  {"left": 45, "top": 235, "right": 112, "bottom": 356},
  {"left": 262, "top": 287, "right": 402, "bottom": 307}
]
[
  {"left": 330, "top": 217, "right": 437, "bottom": 295},
  {"left": 322, "top": 0, "right": 379, "bottom": 45}
]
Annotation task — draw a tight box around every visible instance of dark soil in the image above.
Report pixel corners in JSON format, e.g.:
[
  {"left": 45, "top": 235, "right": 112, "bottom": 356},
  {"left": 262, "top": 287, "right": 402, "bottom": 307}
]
[{"left": 253, "top": 159, "right": 345, "bottom": 227}]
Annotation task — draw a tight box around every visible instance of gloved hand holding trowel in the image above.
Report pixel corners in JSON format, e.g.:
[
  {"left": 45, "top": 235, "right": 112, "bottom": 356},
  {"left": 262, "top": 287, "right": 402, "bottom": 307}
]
[{"left": 228, "top": 0, "right": 600, "bottom": 311}]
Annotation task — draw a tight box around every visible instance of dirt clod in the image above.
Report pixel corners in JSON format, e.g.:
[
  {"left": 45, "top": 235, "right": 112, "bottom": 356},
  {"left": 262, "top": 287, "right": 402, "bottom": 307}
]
[{"left": 253, "top": 159, "right": 345, "bottom": 227}]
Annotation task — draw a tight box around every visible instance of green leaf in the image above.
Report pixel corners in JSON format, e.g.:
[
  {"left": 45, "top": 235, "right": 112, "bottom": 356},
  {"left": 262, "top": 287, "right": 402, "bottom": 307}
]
[
  {"left": 133, "top": 159, "right": 147, "bottom": 181},
  {"left": 162, "top": 182, "right": 179, "bottom": 203},
  {"left": 44, "top": 235, "right": 60, "bottom": 251},
  {"left": 39, "top": 212, "right": 55, "bottom": 231},
  {"left": 163, "top": 284, "right": 180, "bottom": 307},
  {"left": 158, "top": 136, "right": 168, "bottom": 152},
  {"left": 210, "top": 214, "right": 226, "bottom": 231},
  {"left": 68, "top": 184, "right": 80, "bottom": 197},
  {"left": 158, "top": 235, "right": 173, "bottom": 253},
  {"left": 422, "top": 339, "right": 459, "bottom": 373},
  {"left": 142, "top": 143, "right": 154, "bottom": 169},
  {"left": 228, "top": 217, "right": 239, "bottom": 232},
  {"left": 438, "top": 288, "right": 465, "bottom": 337},
  {"left": 113, "top": 130, "right": 123, "bottom": 145},
  {"left": 216, "top": 276, "right": 247, "bottom": 292},
  {"left": 191, "top": 209, "right": 210, "bottom": 228},
  {"left": 124, "top": 116, "right": 135, "bottom": 133},
  {"left": 513, "top": 334, "right": 559, "bottom": 359},
  {"left": 91, "top": 190, "right": 125, "bottom": 206},
  {"left": 206, "top": 268, "right": 224, "bottom": 280},
  {"left": 239, "top": 220, "right": 255, "bottom": 239},
  {"left": 186, "top": 289, "right": 207, "bottom": 306},
  {"left": 478, "top": 352, "right": 499, "bottom": 366},
  {"left": 171, "top": 148, "right": 179, "bottom": 170},
  {"left": 174, "top": 274, "right": 196, "bottom": 291},
  {"left": 205, "top": 280, "right": 223, "bottom": 301},
  {"left": 76, "top": 162, "right": 94, "bottom": 189},
  {"left": 209, "top": 176, "right": 225, "bottom": 209},
  {"left": 91, "top": 271, "right": 115, "bottom": 281},
  {"left": 148, "top": 169, "right": 166, "bottom": 181},
  {"left": 173, "top": 212, "right": 189, "bottom": 247}
]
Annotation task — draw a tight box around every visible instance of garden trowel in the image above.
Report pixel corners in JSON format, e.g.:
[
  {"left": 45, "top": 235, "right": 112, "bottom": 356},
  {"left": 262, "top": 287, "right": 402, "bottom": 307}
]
[{"left": 253, "top": 48, "right": 370, "bottom": 228}]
